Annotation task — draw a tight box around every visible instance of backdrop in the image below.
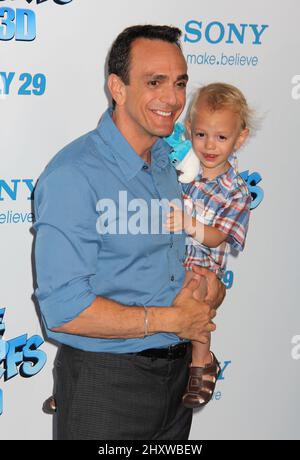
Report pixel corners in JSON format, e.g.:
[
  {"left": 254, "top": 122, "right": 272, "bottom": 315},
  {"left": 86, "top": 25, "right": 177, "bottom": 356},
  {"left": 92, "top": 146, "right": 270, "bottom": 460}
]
[{"left": 0, "top": 0, "right": 299, "bottom": 440}]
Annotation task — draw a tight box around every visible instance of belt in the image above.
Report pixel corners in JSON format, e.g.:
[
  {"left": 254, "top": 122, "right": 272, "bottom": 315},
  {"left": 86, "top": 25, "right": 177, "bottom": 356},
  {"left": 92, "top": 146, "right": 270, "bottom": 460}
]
[{"left": 132, "top": 342, "right": 190, "bottom": 360}]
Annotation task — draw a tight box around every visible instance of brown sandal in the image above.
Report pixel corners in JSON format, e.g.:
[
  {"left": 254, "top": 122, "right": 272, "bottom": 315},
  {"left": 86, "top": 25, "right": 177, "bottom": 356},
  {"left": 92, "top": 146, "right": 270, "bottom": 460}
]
[
  {"left": 43, "top": 396, "right": 57, "bottom": 414},
  {"left": 182, "top": 351, "right": 221, "bottom": 409}
]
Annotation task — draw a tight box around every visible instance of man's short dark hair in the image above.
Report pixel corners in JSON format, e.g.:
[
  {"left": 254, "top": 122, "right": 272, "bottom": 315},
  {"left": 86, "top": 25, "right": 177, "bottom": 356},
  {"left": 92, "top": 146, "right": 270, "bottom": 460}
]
[{"left": 108, "top": 24, "right": 182, "bottom": 86}]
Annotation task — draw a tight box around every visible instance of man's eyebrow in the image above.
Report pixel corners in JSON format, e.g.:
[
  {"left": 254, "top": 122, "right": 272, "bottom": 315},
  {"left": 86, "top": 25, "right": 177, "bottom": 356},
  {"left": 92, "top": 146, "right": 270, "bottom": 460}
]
[
  {"left": 177, "top": 74, "right": 189, "bottom": 81},
  {"left": 144, "top": 73, "right": 189, "bottom": 81},
  {"left": 144, "top": 74, "right": 167, "bottom": 81}
]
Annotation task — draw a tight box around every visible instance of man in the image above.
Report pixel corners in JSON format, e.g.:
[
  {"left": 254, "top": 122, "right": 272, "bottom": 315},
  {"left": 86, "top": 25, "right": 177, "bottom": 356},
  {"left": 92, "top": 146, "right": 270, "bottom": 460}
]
[{"left": 34, "top": 25, "right": 225, "bottom": 440}]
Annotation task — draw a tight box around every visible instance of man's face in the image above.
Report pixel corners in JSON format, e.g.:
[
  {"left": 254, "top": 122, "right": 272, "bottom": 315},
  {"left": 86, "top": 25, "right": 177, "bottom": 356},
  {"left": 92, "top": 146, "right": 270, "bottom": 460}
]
[{"left": 119, "top": 38, "right": 188, "bottom": 141}]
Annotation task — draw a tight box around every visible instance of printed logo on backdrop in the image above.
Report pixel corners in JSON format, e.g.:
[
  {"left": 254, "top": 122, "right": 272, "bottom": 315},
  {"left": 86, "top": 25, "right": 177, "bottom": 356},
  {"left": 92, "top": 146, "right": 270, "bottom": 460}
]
[
  {"left": 210, "top": 359, "right": 231, "bottom": 403},
  {"left": 213, "top": 173, "right": 264, "bottom": 403},
  {"left": 0, "top": 0, "right": 73, "bottom": 42},
  {"left": 183, "top": 20, "right": 269, "bottom": 68},
  {"left": 0, "top": 1, "right": 72, "bottom": 96},
  {"left": 0, "top": 179, "right": 34, "bottom": 224},
  {"left": 219, "top": 169, "right": 264, "bottom": 289},
  {"left": 0, "top": 308, "right": 47, "bottom": 415},
  {"left": 0, "top": 71, "right": 46, "bottom": 97}
]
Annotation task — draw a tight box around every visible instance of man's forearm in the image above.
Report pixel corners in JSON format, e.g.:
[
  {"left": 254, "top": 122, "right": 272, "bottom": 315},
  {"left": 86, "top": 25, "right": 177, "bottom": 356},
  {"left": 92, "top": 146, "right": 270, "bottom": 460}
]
[
  {"left": 51, "top": 273, "right": 222, "bottom": 342},
  {"left": 52, "top": 296, "right": 177, "bottom": 339}
]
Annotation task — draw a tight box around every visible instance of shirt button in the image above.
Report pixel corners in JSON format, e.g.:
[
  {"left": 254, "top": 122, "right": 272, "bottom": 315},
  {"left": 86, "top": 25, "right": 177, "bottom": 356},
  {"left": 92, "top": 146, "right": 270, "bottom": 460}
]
[
  {"left": 142, "top": 165, "right": 148, "bottom": 170},
  {"left": 170, "top": 242, "right": 173, "bottom": 248},
  {"left": 171, "top": 275, "right": 175, "bottom": 282}
]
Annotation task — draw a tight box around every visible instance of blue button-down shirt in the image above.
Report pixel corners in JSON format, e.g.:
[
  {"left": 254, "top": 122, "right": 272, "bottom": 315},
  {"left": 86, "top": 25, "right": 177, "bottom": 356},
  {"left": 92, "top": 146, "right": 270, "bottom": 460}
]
[{"left": 33, "top": 109, "right": 186, "bottom": 353}]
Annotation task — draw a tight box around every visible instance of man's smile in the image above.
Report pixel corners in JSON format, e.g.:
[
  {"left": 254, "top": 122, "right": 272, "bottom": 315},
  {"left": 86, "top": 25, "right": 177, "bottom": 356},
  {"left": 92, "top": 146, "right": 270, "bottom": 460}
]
[{"left": 150, "top": 109, "right": 173, "bottom": 117}]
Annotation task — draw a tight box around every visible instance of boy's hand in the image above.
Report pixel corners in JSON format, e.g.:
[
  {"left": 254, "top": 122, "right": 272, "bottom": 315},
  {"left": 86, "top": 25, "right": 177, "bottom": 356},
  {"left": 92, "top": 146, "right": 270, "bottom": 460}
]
[
  {"left": 164, "top": 202, "right": 201, "bottom": 238},
  {"left": 164, "top": 202, "right": 185, "bottom": 233}
]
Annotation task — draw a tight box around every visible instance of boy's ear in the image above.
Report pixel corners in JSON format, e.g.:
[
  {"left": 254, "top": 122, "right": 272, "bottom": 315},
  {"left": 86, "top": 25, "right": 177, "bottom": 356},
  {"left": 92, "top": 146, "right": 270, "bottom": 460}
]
[
  {"left": 235, "top": 128, "right": 249, "bottom": 150},
  {"left": 107, "top": 74, "right": 126, "bottom": 106}
]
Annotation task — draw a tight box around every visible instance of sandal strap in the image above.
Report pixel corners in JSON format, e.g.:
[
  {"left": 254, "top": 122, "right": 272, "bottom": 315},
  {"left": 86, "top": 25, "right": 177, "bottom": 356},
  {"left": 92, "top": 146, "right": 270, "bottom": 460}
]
[
  {"left": 189, "top": 377, "right": 216, "bottom": 393},
  {"left": 189, "top": 353, "right": 221, "bottom": 379}
]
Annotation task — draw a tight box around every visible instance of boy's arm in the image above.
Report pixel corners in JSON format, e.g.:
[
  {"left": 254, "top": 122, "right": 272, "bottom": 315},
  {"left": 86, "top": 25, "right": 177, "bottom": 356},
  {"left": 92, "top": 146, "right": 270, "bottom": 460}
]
[
  {"left": 165, "top": 195, "right": 251, "bottom": 250},
  {"left": 187, "top": 218, "right": 227, "bottom": 248},
  {"left": 164, "top": 206, "right": 227, "bottom": 248}
]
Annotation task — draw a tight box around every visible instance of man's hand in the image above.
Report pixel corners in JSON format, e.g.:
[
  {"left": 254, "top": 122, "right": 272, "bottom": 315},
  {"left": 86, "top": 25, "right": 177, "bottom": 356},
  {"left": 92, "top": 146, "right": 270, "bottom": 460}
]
[
  {"left": 171, "top": 277, "right": 217, "bottom": 343},
  {"left": 192, "top": 266, "right": 226, "bottom": 309}
]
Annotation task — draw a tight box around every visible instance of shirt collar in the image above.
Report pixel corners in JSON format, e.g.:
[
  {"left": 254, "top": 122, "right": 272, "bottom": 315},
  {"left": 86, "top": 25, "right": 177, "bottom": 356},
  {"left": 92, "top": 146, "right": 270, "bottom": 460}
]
[
  {"left": 198, "top": 152, "right": 239, "bottom": 199},
  {"left": 96, "top": 108, "right": 171, "bottom": 181},
  {"left": 151, "top": 138, "right": 172, "bottom": 169}
]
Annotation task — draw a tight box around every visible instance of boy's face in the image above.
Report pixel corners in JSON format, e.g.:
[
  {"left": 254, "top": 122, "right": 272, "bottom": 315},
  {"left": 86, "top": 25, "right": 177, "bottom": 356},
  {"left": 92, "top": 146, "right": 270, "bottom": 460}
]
[{"left": 187, "top": 101, "right": 249, "bottom": 176}]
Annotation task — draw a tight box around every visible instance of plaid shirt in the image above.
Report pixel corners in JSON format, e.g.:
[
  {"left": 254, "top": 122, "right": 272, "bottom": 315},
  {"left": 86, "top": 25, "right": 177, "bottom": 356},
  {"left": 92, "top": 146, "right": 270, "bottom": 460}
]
[{"left": 181, "top": 154, "right": 251, "bottom": 277}]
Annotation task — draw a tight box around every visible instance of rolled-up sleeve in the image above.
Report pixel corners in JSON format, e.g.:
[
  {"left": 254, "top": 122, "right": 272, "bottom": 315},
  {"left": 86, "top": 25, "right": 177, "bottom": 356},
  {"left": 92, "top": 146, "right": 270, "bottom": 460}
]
[
  {"left": 33, "top": 165, "right": 98, "bottom": 329},
  {"left": 214, "top": 193, "right": 251, "bottom": 252}
]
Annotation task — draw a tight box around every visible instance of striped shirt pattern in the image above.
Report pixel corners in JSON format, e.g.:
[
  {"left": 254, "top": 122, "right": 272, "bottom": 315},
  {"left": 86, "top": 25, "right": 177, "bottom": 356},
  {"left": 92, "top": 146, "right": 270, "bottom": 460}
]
[{"left": 181, "top": 154, "right": 251, "bottom": 277}]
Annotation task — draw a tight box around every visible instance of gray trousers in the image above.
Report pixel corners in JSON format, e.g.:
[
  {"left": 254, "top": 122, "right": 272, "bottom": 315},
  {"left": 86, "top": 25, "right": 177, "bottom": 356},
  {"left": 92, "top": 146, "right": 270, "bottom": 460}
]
[{"left": 54, "top": 344, "right": 193, "bottom": 440}]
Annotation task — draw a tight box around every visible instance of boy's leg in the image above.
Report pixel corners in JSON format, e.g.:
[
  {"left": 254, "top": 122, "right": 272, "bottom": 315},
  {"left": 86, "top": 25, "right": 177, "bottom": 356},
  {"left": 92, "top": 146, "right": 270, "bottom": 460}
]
[
  {"left": 191, "top": 335, "right": 211, "bottom": 366},
  {"left": 182, "top": 270, "right": 221, "bottom": 408},
  {"left": 185, "top": 270, "right": 211, "bottom": 363},
  {"left": 183, "top": 270, "right": 208, "bottom": 300}
]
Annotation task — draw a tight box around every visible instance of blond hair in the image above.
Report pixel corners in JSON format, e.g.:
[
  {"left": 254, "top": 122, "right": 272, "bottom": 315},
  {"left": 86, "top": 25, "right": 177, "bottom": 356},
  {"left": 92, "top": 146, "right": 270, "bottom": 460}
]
[{"left": 186, "top": 82, "right": 254, "bottom": 130}]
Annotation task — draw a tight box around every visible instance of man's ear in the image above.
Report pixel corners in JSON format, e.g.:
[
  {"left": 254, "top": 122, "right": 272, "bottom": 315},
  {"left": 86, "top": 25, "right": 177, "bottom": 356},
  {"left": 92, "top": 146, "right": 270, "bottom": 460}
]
[
  {"left": 107, "top": 74, "right": 126, "bottom": 106},
  {"left": 235, "top": 128, "right": 249, "bottom": 150}
]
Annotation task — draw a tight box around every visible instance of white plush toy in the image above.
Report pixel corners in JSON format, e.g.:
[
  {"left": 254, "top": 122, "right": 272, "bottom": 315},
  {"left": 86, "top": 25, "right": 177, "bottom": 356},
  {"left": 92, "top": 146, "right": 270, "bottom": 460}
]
[{"left": 165, "top": 122, "right": 200, "bottom": 183}]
